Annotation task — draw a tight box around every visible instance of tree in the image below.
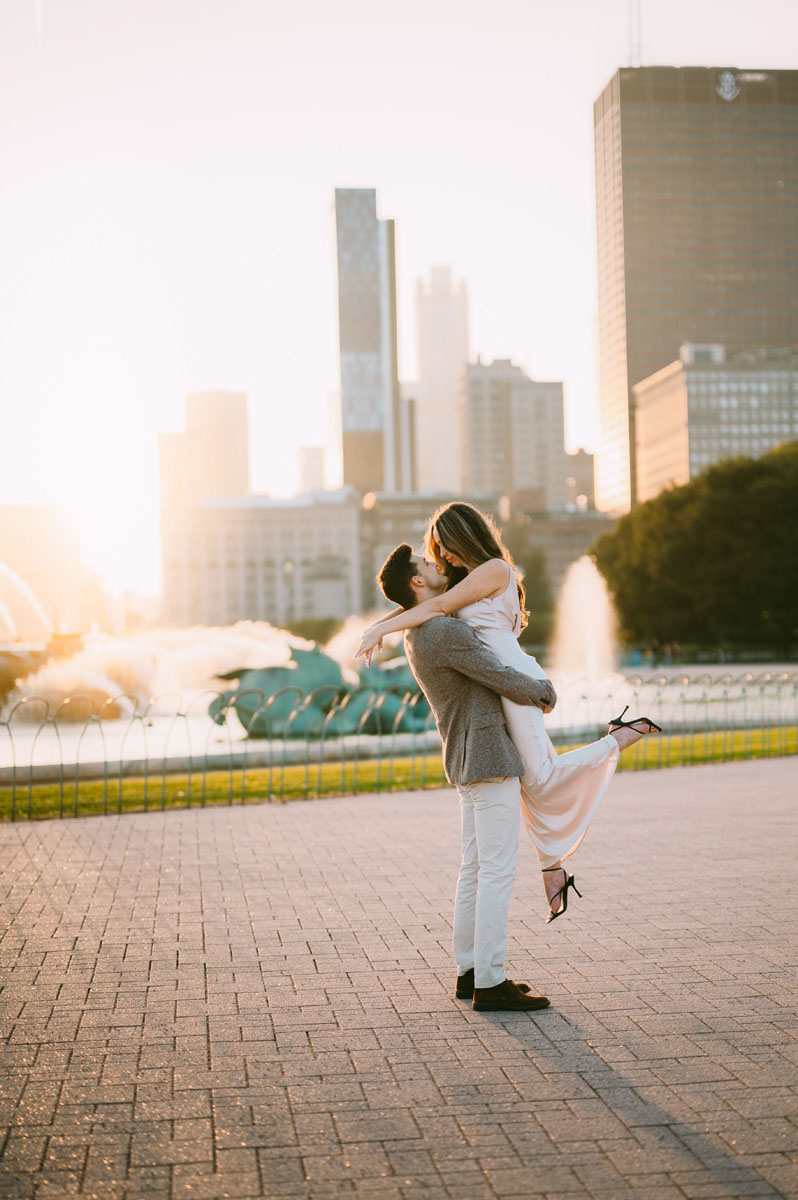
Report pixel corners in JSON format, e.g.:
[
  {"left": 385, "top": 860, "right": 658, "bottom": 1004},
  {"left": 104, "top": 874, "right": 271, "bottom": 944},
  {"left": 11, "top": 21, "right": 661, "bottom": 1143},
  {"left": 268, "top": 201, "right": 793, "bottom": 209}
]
[
  {"left": 517, "top": 547, "right": 553, "bottom": 615},
  {"left": 592, "top": 443, "right": 798, "bottom": 653},
  {"left": 515, "top": 548, "right": 554, "bottom": 646}
]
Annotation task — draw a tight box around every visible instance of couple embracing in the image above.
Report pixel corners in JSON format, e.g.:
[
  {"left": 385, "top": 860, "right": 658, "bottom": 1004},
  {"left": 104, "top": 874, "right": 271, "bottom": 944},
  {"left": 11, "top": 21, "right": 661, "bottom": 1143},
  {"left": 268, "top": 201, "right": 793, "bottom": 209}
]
[{"left": 356, "top": 502, "right": 660, "bottom": 1012}]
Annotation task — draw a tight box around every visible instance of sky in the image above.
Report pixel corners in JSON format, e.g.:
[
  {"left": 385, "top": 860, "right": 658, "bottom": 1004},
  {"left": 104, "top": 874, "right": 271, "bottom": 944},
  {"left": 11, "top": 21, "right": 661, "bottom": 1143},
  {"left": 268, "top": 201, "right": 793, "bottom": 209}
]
[{"left": 1, "top": 0, "right": 796, "bottom": 596}]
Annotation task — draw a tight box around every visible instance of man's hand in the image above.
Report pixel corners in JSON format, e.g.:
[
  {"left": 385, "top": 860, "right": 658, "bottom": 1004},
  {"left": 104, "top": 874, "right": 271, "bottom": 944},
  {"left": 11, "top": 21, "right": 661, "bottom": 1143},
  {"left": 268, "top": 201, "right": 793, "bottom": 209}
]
[{"left": 537, "top": 679, "right": 556, "bottom": 713}]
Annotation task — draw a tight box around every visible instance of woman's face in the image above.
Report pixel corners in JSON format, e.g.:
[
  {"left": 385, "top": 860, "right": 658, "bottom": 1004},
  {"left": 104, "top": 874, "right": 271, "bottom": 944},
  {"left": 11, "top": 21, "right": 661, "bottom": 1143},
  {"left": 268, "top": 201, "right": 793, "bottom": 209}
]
[{"left": 432, "top": 527, "right": 463, "bottom": 569}]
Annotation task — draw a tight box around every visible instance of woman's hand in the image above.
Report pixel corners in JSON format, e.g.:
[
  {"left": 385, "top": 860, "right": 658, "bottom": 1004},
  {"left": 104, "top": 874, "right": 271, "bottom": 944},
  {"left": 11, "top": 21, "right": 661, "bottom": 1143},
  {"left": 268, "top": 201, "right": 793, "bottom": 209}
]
[{"left": 355, "top": 625, "right": 384, "bottom": 665}]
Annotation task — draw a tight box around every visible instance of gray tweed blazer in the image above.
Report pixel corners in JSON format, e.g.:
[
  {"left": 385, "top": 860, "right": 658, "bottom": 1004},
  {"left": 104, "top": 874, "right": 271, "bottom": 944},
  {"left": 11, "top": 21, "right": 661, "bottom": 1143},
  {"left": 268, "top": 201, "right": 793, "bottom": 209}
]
[{"left": 404, "top": 616, "right": 556, "bottom": 786}]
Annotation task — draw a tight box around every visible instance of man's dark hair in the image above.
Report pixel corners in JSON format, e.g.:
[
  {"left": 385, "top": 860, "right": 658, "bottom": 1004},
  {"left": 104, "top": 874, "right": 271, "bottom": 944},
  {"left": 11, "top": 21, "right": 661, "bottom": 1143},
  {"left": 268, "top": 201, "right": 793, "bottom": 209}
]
[{"left": 377, "top": 543, "right": 417, "bottom": 609}]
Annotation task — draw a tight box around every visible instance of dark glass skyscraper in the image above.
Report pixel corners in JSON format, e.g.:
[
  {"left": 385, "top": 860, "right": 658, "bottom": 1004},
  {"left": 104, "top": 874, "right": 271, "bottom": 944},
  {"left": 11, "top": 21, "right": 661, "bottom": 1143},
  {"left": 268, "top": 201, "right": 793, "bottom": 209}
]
[{"left": 594, "top": 67, "right": 798, "bottom": 512}]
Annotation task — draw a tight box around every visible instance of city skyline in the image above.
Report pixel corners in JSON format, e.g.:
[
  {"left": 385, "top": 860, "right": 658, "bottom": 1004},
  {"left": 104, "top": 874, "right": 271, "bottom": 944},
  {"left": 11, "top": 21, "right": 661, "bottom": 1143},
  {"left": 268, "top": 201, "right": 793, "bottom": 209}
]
[{"left": 2, "top": 0, "right": 797, "bottom": 594}]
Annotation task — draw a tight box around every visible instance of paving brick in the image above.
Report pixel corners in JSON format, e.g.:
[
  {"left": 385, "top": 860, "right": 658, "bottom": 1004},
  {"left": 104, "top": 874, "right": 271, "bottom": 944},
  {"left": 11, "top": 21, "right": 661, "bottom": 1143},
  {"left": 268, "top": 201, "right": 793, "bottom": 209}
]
[
  {"left": 171, "top": 1169, "right": 263, "bottom": 1198},
  {"left": 0, "top": 759, "right": 797, "bottom": 1198}
]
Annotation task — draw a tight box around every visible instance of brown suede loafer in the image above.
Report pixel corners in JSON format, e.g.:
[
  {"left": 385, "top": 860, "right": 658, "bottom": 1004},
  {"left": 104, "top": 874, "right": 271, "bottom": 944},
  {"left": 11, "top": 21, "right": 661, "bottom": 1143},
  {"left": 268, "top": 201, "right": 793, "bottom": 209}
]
[
  {"left": 455, "top": 968, "right": 532, "bottom": 1001},
  {"left": 472, "top": 978, "right": 550, "bottom": 1012}
]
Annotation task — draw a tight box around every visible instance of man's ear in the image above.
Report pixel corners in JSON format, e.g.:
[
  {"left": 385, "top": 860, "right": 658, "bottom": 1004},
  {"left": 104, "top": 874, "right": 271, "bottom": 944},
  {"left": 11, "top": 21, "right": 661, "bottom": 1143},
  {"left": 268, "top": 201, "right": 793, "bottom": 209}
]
[{"left": 409, "top": 573, "right": 425, "bottom": 594}]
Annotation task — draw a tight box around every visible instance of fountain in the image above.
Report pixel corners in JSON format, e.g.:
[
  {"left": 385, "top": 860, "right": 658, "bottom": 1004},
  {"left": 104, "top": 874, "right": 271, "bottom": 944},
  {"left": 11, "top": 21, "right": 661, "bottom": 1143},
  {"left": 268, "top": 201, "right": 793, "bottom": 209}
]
[
  {"left": 537, "top": 555, "right": 628, "bottom": 736},
  {"left": 0, "top": 562, "right": 53, "bottom": 643},
  {"left": 549, "top": 556, "right": 618, "bottom": 680},
  {"left": 0, "top": 613, "right": 415, "bottom": 714},
  {"left": 0, "top": 562, "right": 54, "bottom": 697},
  {"left": 1, "top": 558, "right": 621, "bottom": 723},
  {"left": 4, "top": 621, "right": 314, "bottom": 713}
]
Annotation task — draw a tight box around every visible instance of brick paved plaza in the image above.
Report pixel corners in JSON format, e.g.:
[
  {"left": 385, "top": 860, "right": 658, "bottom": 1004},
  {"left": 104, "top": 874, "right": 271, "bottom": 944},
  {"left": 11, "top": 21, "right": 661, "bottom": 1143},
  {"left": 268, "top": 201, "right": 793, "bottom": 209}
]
[{"left": 1, "top": 758, "right": 797, "bottom": 1199}]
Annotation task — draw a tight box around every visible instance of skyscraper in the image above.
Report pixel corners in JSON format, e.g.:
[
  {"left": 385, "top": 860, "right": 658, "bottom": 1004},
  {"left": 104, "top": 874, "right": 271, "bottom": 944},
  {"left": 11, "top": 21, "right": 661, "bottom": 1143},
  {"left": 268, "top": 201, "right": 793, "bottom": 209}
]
[
  {"left": 594, "top": 67, "right": 798, "bottom": 513},
  {"left": 334, "top": 189, "right": 402, "bottom": 494},
  {"left": 414, "top": 266, "right": 469, "bottom": 492}
]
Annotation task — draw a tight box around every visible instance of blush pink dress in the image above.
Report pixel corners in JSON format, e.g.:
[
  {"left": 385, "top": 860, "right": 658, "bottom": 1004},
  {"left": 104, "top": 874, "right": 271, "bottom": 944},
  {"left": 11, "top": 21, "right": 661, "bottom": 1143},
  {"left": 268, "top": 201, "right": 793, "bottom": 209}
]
[{"left": 456, "top": 561, "right": 619, "bottom": 868}]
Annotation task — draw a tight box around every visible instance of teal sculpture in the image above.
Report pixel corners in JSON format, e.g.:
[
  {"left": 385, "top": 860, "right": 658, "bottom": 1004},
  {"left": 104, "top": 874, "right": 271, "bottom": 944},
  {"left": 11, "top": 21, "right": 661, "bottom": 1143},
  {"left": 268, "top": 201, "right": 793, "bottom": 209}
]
[{"left": 209, "top": 644, "right": 429, "bottom": 738}]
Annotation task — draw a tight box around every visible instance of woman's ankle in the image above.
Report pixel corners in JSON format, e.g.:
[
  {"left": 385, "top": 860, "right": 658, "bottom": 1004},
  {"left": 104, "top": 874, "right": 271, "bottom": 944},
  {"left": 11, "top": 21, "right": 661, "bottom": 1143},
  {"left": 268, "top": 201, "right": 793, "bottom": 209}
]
[{"left": 610, "top": 726, "right": 644, "bottom": 751}]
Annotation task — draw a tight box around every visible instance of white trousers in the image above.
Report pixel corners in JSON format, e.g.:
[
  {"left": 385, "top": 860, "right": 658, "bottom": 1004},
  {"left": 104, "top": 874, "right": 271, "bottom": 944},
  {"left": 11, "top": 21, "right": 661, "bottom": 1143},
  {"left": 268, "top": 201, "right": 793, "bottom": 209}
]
[{"left": 453, "top": 775, "right": 521, "bottom": 989}]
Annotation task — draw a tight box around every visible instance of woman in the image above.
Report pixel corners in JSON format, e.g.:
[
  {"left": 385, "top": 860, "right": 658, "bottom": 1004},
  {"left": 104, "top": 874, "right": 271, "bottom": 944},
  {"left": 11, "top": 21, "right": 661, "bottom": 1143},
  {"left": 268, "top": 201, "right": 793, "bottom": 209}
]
[{"left": 356, "top": 501, "right": 660, "bottom": 921}]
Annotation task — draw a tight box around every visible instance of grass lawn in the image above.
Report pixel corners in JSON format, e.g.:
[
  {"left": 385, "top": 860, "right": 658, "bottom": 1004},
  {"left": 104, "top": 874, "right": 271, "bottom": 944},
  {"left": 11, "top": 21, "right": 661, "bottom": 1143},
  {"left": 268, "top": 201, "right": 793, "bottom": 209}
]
[{"left": 1, "top": 725, "right": 795, "bottom": 821}]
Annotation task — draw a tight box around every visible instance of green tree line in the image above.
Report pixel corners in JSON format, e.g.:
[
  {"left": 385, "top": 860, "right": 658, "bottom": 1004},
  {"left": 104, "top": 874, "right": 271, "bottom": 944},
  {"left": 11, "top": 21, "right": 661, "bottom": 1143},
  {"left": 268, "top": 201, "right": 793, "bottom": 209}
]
[{"left": 592, "top": 442, "right": 798, "bottom": 654}]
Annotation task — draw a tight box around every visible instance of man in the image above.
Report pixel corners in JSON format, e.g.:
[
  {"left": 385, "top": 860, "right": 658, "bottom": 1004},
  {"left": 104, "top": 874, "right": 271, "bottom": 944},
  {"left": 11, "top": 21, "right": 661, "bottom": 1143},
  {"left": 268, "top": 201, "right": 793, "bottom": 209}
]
[{"left": 377, "top": 543, "right": 556, "bottom": 1013}]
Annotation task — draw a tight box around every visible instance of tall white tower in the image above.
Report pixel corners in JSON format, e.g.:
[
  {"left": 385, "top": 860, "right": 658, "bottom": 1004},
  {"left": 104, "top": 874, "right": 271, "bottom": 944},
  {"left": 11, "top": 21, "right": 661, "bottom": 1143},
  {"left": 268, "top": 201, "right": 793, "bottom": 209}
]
[{"left": 414, "top": 266, "right": 469, "bottom": 492}]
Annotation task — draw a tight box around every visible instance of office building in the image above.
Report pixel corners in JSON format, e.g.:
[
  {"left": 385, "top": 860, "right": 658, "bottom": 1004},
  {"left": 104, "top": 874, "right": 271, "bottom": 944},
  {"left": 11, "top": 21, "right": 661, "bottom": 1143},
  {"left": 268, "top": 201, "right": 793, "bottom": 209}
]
[
  {"left": 461, "top": 359, "right": 567, "bottom": 509},
  {"left": 334, "top": 189, "right": 402, "bottom": 494},
  {"left": 161, "top": 487, "right": 506, "bottom": 627},
  {"left": 161, "top": 490, "right": 362, "bottom": 628},
  {"left": 159, "top": 480, "right": 612, "bottom": 627},
  {"left": 635, "top": 343, "right": 798, "bottom": 502},
  {"left": 414, "top": 266, "right": 469, "bottom": 492},
  {"left": 594, "top": 67, "right": 798, "bottom": 513}
]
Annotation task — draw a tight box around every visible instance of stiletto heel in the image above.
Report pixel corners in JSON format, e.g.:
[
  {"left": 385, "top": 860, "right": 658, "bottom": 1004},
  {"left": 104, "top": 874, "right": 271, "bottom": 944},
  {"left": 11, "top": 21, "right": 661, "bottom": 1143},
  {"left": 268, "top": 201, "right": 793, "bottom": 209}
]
[
  {"left": 542, "top": 866, "right": 582, "bottom": 923},
  {"left": 608, "top": 704, "right": 662, "bottom": 734}
]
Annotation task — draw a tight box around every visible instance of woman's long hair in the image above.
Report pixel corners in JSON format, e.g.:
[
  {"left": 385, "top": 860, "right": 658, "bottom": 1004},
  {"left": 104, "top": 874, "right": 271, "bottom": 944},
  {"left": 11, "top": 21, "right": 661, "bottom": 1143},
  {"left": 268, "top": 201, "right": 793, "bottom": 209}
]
[{"left": 425, "top": 502, "right": 529, "bottom": 630}]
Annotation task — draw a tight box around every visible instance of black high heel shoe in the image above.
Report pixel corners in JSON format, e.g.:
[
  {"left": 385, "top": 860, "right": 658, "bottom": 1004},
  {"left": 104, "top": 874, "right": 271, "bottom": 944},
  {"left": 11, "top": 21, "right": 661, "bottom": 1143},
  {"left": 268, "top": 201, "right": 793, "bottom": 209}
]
[
  {"left": 543, "top": 866, "right": 582, "bottom": 923},
  {"left": 608, "top": 704, "right": 662, "bottom": 734}
]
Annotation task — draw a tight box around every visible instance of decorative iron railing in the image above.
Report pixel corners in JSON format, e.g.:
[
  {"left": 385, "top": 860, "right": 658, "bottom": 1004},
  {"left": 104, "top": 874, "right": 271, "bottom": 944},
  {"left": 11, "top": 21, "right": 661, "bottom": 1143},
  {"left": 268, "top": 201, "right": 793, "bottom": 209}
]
[{"left": 1, "top": 670, "right": 796, "bottom": 820}]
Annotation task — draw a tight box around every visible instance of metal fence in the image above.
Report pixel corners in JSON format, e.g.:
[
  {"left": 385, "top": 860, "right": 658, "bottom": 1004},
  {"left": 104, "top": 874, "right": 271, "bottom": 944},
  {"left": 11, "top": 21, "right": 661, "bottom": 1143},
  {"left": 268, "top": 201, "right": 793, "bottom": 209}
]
[{"left": 1, "top": 669, "right": 796, "bottom": 820}]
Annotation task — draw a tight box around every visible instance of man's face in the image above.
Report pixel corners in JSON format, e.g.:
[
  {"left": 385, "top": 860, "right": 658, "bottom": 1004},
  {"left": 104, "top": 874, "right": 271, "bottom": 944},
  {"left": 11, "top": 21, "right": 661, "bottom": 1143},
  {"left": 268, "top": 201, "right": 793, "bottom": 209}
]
[{"left": 410, "top": 551, "right": 447, "bottom": 594}]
